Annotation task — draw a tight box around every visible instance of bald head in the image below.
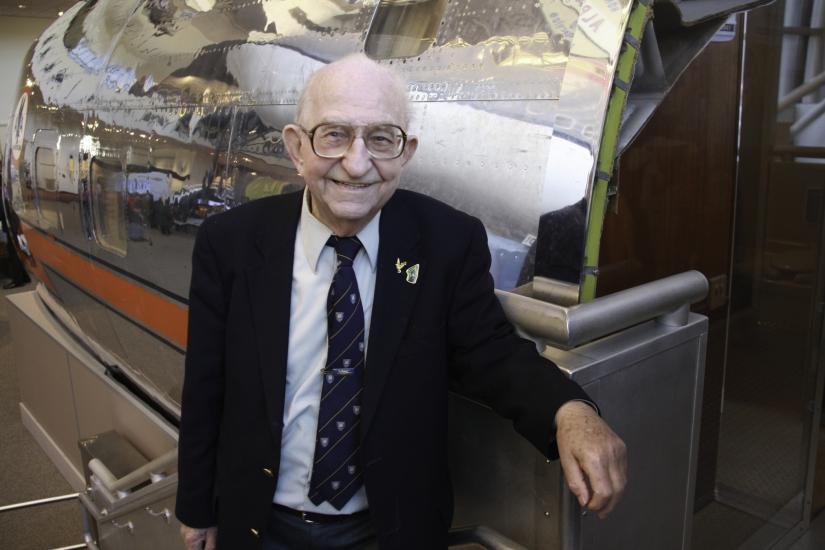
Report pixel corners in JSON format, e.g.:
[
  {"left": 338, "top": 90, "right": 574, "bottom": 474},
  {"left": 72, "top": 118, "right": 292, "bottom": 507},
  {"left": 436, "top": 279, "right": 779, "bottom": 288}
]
[
  {"left": 282, "top": 53, "right": 418, "bottom": 236},
  {"left": 296, "top": 53, "right": 410, "bottom": 128}
]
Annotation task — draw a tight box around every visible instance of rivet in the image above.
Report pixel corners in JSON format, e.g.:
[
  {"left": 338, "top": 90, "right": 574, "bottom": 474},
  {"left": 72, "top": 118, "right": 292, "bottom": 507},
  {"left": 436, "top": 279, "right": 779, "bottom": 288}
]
[
  {"left": 262, "top": 467, "right": 274, "bottom": 477},
  {"left": 544, "top": 511, "right": 550, "bottom": 517},
  {"left": 250, "top": 528, "right": 259, "bottom": 537}
]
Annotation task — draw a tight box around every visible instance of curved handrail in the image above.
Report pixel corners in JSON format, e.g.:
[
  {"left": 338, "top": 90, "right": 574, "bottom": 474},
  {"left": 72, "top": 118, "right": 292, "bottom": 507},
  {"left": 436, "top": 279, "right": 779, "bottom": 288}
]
[
  {"left": 496, "top": 271, "right": 709, "bottom": 347},
  {"left": 88, "top": 449, "right": 177, "bottom": 495}
]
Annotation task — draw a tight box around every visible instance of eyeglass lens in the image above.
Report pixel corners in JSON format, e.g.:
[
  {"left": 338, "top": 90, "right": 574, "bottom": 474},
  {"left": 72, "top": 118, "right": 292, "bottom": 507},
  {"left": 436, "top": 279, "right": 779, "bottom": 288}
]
[{"left": 312, "top": 124, "right": 405, "bottom": 159}]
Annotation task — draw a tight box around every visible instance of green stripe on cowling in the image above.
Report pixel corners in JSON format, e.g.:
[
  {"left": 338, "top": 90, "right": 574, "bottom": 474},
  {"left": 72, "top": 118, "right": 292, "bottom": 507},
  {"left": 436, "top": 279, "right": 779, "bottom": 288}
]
[{"left": 580, "top": 0, "right": 653, "bottom": 302}]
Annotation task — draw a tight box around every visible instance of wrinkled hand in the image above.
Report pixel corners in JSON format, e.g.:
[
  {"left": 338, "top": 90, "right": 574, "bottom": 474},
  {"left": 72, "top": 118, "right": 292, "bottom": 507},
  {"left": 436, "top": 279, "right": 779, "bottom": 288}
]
[
  {"left": 555, "top": 401, "right": 627, "bottom": 518},
  {"left": 180, "top": 523, "right": 217, "bottom": 550}
]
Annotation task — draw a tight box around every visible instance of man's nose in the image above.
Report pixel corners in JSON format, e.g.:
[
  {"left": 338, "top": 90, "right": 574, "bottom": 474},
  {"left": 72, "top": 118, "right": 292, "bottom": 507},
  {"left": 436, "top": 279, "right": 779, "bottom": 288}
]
[{"left": 339, "top": 136, "right": 373, "bottom": 178}]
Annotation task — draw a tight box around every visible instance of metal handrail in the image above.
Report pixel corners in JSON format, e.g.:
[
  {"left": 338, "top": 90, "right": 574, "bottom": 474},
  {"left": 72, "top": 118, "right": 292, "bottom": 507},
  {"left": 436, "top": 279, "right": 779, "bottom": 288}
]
[
  {"left": 496, "top": 270, "right": 709, "bottom": 347},
  {"left": 778, "top": 70, "right": 825, "bottom": 111},
  {"left": 0, "top": 493, "right": 79, "bottom": 513},
  {"left": 447, "top": 525, "right": 528, "bottom": 550},
  {"left": 0, "top": 493, "right": 88, "bottom": 550},
  {"left": 88, "top": 448, "right": 177, "bottom": 494}
]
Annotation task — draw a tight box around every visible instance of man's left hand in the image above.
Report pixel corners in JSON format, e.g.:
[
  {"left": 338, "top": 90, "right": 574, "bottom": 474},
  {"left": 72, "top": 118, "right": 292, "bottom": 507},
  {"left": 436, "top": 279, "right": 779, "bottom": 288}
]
[{"left": 555, "top": 400, "right": 627, "bottom": 518}]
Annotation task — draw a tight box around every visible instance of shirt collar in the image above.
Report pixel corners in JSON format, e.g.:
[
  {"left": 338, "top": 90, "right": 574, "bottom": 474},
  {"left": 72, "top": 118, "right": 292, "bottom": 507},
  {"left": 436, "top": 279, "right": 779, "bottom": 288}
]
[{"left": 299, "top": 188, "right": 380, "bottom": 273}]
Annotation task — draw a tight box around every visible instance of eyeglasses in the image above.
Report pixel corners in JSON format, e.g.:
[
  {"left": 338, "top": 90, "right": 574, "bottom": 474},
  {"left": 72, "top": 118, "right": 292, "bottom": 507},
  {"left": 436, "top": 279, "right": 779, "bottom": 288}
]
[{"left": 301, "top": 123, "right": 408, "bottom": 160}]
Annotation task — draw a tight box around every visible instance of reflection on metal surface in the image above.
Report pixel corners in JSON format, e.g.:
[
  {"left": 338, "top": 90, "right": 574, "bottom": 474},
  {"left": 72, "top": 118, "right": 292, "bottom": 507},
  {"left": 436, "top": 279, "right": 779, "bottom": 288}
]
[
  {"left": 366, "top": 0, "right": 448, "bottom": 59},
  {"left": 539, "top": 0, "right": 631, "bottom": 285},
  {"left": 3, "top": 0, "right": 770, "bottom": 413}
]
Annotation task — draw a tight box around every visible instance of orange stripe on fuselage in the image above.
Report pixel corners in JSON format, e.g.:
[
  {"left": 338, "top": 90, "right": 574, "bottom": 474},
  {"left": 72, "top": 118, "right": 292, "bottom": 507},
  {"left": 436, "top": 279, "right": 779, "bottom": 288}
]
[{"left": 21, "top": 222, "right": 188, "bottom": 349}]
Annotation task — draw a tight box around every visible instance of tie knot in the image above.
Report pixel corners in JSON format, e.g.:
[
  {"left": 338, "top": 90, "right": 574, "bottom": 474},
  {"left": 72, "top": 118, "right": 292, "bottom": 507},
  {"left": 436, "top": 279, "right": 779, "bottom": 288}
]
[{"left": 328, "top": 236, "right": 362, "bottom": 266}]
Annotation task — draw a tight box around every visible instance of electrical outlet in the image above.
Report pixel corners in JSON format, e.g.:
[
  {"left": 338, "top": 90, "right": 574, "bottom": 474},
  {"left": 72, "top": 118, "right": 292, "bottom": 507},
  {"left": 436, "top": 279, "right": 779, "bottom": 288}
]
[{"left": 708, "top": 274, "right": 727, "bottom": 311}]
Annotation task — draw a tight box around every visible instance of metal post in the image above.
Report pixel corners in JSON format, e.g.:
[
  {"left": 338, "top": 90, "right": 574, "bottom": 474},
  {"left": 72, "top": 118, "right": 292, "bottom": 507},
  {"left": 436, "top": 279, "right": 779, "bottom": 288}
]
[{"left": 0, "top": 493, "right": 79, "bottom": 513}]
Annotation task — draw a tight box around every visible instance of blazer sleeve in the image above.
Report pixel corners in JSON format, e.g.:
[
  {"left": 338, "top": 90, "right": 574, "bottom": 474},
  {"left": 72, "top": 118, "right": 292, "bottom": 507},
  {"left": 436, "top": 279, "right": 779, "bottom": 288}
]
[
  {"left": 175, "top": 218, "right": 227, "bottom": 527},
  {"left": 446, "top": 218, "right": 592, "bottom": 459}
]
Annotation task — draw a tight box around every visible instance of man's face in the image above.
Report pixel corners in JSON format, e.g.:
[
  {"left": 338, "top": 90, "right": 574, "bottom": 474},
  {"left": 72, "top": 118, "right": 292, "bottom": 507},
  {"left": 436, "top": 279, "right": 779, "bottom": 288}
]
[{"left": 283, "top": 69, "right": 417, "bottom": 235}]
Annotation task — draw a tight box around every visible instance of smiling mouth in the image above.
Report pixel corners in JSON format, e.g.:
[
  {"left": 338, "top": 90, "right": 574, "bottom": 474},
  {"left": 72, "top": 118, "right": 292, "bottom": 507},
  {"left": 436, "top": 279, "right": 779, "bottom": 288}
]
[{"left": 331, "top": 179, "right": 376, "bottom": 188}]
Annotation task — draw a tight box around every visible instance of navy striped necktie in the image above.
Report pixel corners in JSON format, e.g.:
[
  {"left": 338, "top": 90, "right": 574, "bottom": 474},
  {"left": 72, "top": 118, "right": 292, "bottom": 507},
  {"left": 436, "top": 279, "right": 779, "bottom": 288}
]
[{"left": 309, "top": 236, "right": 366, "bottom": 509}]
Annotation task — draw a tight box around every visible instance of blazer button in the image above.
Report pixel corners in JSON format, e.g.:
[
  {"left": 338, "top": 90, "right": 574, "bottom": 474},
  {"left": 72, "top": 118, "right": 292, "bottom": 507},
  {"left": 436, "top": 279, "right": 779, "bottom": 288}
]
[
  {"left": 250, "top": 528, "right": 259, "bottom": 538},
  {"left": 262, "top": 467, "right": 274, "bottom": 478}
]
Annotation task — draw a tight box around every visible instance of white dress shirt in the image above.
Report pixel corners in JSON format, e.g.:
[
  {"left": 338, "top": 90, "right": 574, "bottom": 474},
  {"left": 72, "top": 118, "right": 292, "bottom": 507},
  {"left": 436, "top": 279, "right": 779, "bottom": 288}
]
[{"left": 272, "top": 191, "right": 379, "bottom": 514}]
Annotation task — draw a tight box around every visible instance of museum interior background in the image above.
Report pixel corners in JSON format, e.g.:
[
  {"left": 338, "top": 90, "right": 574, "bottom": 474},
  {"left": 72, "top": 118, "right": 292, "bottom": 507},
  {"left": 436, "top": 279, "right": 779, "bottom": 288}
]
[{"left": 1, "top": 1, "right": 825, "bottom": 548}]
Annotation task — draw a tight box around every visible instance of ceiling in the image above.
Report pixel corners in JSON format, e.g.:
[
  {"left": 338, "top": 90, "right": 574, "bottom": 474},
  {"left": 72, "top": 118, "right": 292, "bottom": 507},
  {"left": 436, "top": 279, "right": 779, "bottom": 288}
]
[{"left": 0, "top": 0, "right": 78, "bottom": 19}]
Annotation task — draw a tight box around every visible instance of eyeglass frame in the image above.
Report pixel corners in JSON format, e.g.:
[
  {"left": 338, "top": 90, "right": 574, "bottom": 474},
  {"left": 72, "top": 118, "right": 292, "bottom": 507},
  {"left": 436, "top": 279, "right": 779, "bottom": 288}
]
[{"left": 298, "top": 123, "right": 409, "bottom": 160}]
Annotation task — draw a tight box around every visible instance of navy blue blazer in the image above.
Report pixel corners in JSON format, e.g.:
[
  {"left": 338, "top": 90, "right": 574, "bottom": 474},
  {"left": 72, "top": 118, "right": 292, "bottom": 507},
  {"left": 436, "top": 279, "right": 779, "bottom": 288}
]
[{"left": 175, "top": 189, "right": 591, "bottom": 549}]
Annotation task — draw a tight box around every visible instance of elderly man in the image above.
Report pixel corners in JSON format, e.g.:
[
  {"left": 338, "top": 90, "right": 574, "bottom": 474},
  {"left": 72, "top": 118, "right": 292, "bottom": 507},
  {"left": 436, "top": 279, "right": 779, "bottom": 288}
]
[{"left": 176, "top": 54, "right": 626, "bottom": 550}]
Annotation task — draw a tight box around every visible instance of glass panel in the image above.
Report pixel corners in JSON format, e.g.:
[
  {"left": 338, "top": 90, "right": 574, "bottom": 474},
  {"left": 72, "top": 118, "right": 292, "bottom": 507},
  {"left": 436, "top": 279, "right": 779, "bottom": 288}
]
[{"left": 691, "top": 1, "right": 825, "bottom": 547}]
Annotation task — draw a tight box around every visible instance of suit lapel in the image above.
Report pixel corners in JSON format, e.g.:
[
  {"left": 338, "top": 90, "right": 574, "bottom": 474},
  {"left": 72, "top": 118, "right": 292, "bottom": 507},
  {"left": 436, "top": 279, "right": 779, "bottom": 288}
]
[
  {"left": 244, "top": 191, "right": 421, "bottom": 442},
  {"left": 246, "top": 192, "right": 303, "bottom": 442},
  {"left": 362, "top": 193, "right": 422, "bottom": 439}
]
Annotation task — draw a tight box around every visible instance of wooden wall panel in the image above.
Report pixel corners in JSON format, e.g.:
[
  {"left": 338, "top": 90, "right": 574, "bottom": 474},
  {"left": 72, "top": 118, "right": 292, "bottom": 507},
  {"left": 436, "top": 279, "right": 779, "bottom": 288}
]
[
  {"left": 597, "top": 27, "right": 742, "bottom": 509},
  {"left": 599, "top": 37, "right": 740, "bottom": 296}
]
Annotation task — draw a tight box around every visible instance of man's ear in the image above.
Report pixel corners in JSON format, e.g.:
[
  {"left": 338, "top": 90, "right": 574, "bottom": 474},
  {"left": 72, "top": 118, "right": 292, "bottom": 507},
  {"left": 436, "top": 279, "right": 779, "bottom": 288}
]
[
  {"left": 282, "top": 124, "right": 305, "bottom": 172},
  {"left": 400, "top": 135, "right": 418, "bottom": 166}
]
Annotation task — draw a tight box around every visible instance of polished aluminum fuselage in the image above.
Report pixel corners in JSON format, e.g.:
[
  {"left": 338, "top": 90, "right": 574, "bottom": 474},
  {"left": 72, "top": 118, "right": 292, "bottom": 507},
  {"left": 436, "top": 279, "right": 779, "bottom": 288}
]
[
  {"left": 9, "top": 0, "right": 775, "bottom": 420},
  {"left": 4, "top": 0, "right": 639, "bottom": 414}
]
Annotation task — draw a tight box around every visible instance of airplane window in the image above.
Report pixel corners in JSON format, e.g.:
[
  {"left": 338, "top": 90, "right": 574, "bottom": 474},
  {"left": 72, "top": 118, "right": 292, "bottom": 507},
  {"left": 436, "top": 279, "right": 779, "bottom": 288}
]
[
  {"left": 33, "top": 146, "right": 62, "bottom": 231},
  {"left": 11, "top": 158, "right": 38, "bottom": 228},
  {"left": 365, "top": 0, "right": 448, "bottom": 59},
  {"left": 35, "top": 148, "right": 56, "bottom": 192},
  {"left": 90, "top": 158, "right": 127, "bottom": 257}
]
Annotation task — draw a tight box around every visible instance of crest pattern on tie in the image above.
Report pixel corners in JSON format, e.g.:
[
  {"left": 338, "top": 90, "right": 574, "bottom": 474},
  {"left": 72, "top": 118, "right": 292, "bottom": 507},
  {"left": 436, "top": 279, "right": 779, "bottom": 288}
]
[{"left": 309, "top": 236, "right": 366, "bottom": 509}]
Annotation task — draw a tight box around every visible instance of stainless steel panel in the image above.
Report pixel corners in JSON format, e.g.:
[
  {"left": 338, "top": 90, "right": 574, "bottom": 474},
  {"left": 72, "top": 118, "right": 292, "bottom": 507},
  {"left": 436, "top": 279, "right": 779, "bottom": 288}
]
[
  {"left": 449, "top": 395, "right": 564, "bottom": 549},
  {"left": 80, "top": 476, "right": 181, "bottom": 550},
  {"left": 449, "top": 314, "right": 707, "bottom": 550},
  {"left": 562, "top": 319, "right": 707, "bottom": 550}
]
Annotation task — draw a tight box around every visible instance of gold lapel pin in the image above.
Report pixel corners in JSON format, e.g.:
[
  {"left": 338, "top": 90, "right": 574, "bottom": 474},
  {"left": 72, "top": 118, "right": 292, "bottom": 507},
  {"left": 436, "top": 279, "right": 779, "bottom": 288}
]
[
  {"left": 395, "top": 258, "right": 407, "bottom": 274},
  {"left": 405, "top": 264, "right": 420, "bottom": 284}
]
